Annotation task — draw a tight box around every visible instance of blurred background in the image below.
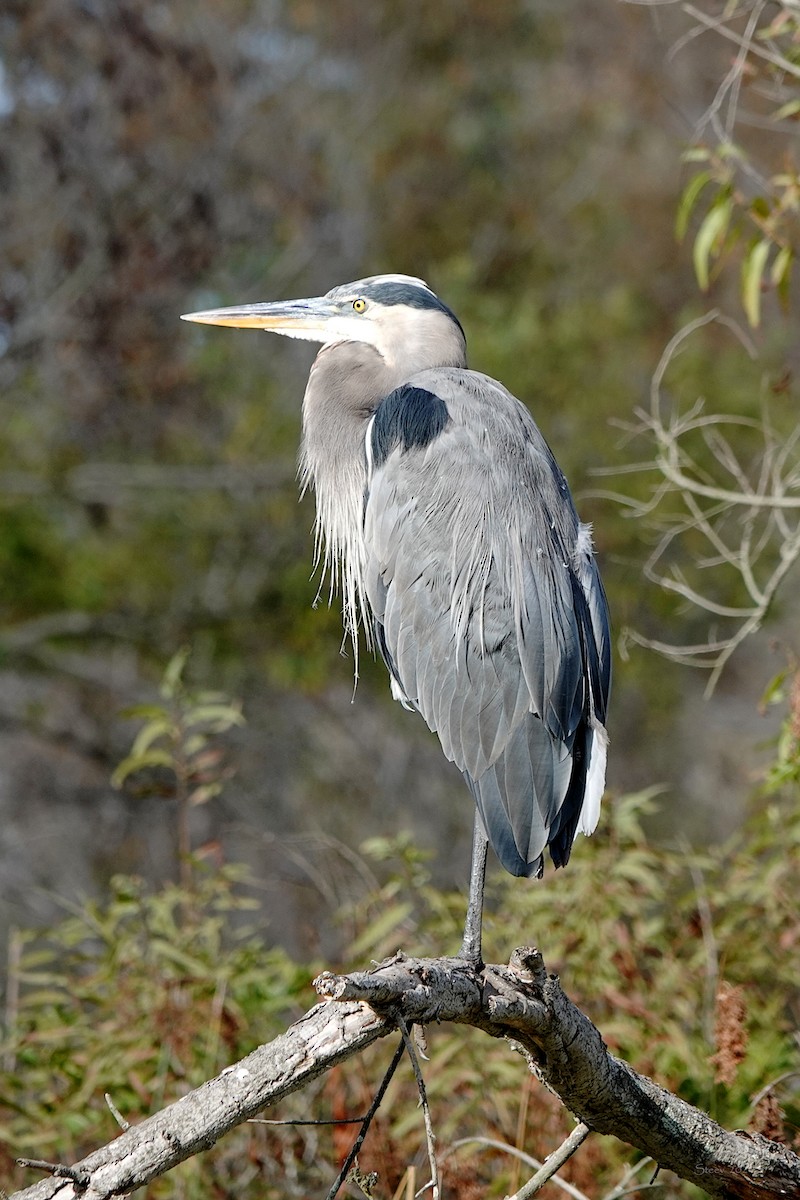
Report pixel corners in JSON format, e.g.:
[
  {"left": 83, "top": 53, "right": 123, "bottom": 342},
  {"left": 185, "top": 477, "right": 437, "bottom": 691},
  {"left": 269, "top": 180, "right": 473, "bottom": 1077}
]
[{"left": 0, "top": 0, "right": 797, "bottom": 961}]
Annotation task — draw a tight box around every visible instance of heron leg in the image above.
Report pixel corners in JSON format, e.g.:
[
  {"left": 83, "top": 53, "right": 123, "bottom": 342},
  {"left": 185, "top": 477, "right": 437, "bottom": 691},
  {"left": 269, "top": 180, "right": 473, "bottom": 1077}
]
[{"left": 458, "top": 814, "right": 488, "bottom": 966}]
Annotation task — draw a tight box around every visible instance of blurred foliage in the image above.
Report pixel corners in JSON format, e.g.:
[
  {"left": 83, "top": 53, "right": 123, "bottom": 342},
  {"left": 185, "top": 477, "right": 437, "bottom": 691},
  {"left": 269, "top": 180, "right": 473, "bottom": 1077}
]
[
  {"left": 113, "top": 647, "right": 244, "bottom": 888},
  {"left": 0, "top": 868, "right": 318, "bottom": 1198},
  {"left": 761, "top": 663, "right": 800, "bottom": 793},
  {"left": 0, "top": 0, "right": 795, "bottom": 779},
  {"left": 1, "top": 5, "right": 800, "bottom": 1193},
  {"left": 675, "top": 4, "right": 799, "bottom": 327},
  {"left": 0, "top": 0, "right": 741, "bottom": 689},
  {"left": 0, "top": 0, "right": 795, "bottom": 736},
  {"left": 680, "top": 145, "right": 797, "bottom": 327},
  {"left": 2, "top": 779, "right": 798, "bottom": 1199}
]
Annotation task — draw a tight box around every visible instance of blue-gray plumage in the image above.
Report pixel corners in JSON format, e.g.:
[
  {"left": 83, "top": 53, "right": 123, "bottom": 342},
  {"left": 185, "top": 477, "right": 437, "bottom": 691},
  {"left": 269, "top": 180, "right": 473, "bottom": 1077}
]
[
  {"left": 182, "top": 273, "right": 611, "bottom": 964},
  {"left": 365, "top": 366, "right": 609, "bottom": 879}
]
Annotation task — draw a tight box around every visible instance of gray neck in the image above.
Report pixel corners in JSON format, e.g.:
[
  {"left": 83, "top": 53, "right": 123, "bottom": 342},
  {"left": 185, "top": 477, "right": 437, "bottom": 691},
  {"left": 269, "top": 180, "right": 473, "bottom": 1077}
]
[
  {"left": 299, "top": 327, "right": 467, "bottom": 653},
  {"left": 301, "top": 317, "right": 467, "bottom": 484}
]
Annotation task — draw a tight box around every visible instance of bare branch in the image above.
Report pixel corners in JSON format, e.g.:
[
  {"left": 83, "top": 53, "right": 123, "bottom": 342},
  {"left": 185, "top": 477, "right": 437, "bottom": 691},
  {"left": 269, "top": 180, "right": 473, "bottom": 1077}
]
[
  {"left": 612, "top": 311, "right": 800, "bottom": 689},
  {"left": 395, "top": 1016, "right": 439, "bottom": 1200},
  {"left": 449, "top": 1137, "right": 593, "bottom": 1200},
  {"left": 9, "top": 950, "right": 798, "bottom": 1200},
  {"left": 10, "top": 999, "right": 390, "bottom": 1200},
  {"left": 682, "top": 3, "right": 800, "bottom": 83},
  {"left": 325, "top": 1037, "right": 406, "bottom": 1200},
  {"left": 509, "top": 1122, "right": 592, "bottom": 1200}
]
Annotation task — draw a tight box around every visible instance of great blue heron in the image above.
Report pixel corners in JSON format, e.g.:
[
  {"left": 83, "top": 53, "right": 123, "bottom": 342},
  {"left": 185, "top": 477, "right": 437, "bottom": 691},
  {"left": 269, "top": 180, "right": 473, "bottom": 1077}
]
[{"left": 182, "top": 274, "right": 611, "bottom": 964}]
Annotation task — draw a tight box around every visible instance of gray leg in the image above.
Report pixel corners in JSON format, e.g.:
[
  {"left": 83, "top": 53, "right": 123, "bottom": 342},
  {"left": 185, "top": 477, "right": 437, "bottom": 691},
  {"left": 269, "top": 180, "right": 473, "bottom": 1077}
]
[{"left": 458, "top": 814, "right": 488, "bottom": 966}]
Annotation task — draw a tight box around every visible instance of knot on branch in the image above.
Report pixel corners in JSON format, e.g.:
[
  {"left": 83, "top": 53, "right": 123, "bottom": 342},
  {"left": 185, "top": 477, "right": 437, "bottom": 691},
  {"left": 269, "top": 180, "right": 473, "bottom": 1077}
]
[
  {"left": 483, "top": 950, "right": 551, "bottom": 1029},
  {"left": 314, "top": 951, "right": 484, "bottom": 1026},
  {"left": 313, "top": 947, "right": 558, "bottom": 1047}
]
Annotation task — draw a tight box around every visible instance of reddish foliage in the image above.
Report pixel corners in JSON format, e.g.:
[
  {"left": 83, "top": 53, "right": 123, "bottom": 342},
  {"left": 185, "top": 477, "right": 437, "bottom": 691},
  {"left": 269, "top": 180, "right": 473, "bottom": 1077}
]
[{"left": 711, "top": 981, "right": 748, "bottom": 1087}]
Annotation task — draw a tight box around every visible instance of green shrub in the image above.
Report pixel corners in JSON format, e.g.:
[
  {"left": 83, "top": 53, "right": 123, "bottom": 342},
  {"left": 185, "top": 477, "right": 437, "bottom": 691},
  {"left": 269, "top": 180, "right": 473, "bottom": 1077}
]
[{"left": 3, "top": 712, "right": 798, "bottom": 1199}]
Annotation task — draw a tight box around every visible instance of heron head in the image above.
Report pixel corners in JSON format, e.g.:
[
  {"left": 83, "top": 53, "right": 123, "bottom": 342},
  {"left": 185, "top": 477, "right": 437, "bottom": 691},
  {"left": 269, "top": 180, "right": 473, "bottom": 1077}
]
[{"left": 181, "top": 274, "right": 467, "bottom": 370}]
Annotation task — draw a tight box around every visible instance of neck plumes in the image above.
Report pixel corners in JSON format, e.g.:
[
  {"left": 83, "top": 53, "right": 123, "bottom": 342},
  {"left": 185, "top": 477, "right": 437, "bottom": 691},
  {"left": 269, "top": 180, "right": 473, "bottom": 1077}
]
[
  {"left": 299, "top": 343, "right": 396, "bottom": 662},
  {"left": 299, "top": 320, "right": 467, "bottom": 665}
]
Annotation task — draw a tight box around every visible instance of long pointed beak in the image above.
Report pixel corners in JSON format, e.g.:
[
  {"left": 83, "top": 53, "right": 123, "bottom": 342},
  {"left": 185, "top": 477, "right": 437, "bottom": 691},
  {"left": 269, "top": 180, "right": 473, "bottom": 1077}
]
[{"left": 180, "top": 296, "right": 338, "bottom": 339}]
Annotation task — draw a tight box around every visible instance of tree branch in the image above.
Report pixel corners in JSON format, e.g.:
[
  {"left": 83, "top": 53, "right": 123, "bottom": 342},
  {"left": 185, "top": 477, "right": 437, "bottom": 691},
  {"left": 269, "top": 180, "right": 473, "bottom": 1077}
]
[
  {"left": 10, "top": 1000, "right": 390, "bottom": 1200},
  {"left": 608, "top": 310, "right": 800, "bottom": 690},
  {"left": 9, "top": 949, "right": 800, "bottom": 1200}
]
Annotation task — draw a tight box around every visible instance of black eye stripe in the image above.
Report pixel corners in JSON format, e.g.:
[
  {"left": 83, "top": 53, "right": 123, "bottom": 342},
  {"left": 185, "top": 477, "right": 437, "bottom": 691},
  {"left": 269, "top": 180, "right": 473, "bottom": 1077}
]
[{"left": 358, "top": 283, "right": 465, "bottom": 342}]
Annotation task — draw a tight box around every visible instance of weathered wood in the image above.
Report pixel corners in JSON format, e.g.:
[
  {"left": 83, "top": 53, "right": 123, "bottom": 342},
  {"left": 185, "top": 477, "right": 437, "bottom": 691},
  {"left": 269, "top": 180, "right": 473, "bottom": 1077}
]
[
  {"left": 9, "top": 1001, "right": 392, "bottom": 1200},
  {"left": 316, "top": 949, "right": 800, "bottom": 1198},
  {"left": 10, "top": 950, "right": 800, "bottom": 1200}
]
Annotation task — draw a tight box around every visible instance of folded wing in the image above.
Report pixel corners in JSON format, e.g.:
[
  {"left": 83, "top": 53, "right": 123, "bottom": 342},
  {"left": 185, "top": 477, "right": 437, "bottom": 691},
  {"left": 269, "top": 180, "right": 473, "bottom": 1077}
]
[{"left": 364, "top": 369, "right": 611, "bottom": 877}]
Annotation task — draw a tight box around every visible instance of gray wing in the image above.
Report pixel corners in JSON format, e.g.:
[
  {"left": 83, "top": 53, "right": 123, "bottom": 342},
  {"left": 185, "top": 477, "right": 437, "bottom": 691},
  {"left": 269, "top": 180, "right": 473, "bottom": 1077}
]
[{"left": 364, "top": 368, "right": 611, "bottom": 878}]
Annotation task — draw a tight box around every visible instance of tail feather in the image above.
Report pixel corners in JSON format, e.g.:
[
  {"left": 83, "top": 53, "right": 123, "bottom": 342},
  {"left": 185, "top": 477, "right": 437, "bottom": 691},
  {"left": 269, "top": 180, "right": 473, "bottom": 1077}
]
[{"left": 465, "top": 708, "right": 604, "bottom": 877}]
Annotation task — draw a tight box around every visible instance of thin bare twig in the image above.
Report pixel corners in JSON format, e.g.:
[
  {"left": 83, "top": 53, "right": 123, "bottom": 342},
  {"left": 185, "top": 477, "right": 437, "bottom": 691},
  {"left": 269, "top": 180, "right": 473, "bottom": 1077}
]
[
  {"left": 508, "top": 1122, "right": 592, "bottom": 1200},
  {"left": 15, "top": 1162, "right": 89, "bottom": 1189},
  {"left": 603, "top": 1154, "right": 659, "bottom": 1200},
  {"left": 103, "top": 1094, "right": 130, "bottom": 1132},
  {"left": 395, "top": 1016, "right": 439, "bottom": 1200},
  {"left": 448, "top": 1137, "right": 591, "bottom": 1200},
  {"left": 325, "top": 1037, "right": 405, "bottom": 1200},
  {"left": 612, "top": 311, "right": 800, "bottom": 691},
  {"left": 683, "top": 3, "right": 800, "bottom": 83}
]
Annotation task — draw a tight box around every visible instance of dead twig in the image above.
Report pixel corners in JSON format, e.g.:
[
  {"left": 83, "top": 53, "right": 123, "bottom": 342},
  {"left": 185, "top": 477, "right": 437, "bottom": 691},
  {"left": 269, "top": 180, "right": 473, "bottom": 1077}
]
[
  {"left": 508, "top": 1122, "right": 592, "bottom": 1200},
  {"left": 324, "top": 1036, "right": 405, "bottom": 1200},
  {"left": 395, "top": 1015, "right": 439, "bottom": 1200}
]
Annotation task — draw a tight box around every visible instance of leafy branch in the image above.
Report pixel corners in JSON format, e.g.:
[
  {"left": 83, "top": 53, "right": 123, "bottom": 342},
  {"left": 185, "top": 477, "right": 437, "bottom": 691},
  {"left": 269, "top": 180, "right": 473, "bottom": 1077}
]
[
  {"left": 761, "top": 661, "right": 800, "bottom": 791},
  {"left": 113, "top": 648, "right": 244, "bottom": 889},
  {"left": 670, "top": 1, "right": 799, "bottom": 325}
]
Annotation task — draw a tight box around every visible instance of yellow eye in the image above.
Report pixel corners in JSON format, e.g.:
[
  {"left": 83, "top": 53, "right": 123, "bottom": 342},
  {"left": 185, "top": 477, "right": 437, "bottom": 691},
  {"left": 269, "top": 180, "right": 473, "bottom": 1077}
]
[{"left": 352, "top": 298, "right": 367, "bottom": 313}]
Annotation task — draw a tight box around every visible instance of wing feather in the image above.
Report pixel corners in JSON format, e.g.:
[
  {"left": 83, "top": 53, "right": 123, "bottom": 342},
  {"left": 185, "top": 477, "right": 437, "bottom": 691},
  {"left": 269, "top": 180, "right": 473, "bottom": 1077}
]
[{"left": 363, "top": 368, "right": 611, "bottom": 877}]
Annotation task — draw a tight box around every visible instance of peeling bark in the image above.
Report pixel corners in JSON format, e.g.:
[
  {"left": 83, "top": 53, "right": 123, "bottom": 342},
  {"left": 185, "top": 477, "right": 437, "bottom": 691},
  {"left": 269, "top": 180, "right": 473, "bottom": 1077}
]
[{"left": 9, "top": 950, "right": 800, "bottom": 1200}]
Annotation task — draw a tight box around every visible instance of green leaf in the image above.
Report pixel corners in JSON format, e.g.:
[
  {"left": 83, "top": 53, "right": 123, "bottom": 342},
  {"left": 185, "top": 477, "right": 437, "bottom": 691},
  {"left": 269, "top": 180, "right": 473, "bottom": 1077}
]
[
  {"left": 194, "top": 690, "right": 237, "bottom": 706},
  {"left": 693, "top": 196, "right": 733, "bottom": 291},
  {"left": 184, "top": 703, "right": 245, "bottom": 729},
  {"left": 773, "top": 99, "right": 800, "bottom": 121},
  {"left": 119, "top": 703, "right": 170, "bottom": 721},
  {"left": 188, "top": 783, "right": 222, "bottom": 806},
  {"left": 681, "top": 146, "right": 711, "bottom": 163},
  {"left": 761, "top": 670, "right": 787, "bottom": 709},
  {"left": 741, "top": 237, "right": 772, "bottom": 326},
  {"left": 183, "top": 732, "right": 208, "bottom": 757},
  {"left": 129, "top": 718, "right": 173, "bottom": 759},
  {"left": 675, "top": 170, "right": 712, "bottom": 241},
  {"left": 160, "top": 645, "right": 191, "bottom": 699},
  {"left": 111, "top": 748, "right": 175, "bottom": 788},
  {"left": 717, "top": 141, "right": 744, "bottom": 161},
  {"left": 770, "top": 244, "right": 793, "bottom": 307}
]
